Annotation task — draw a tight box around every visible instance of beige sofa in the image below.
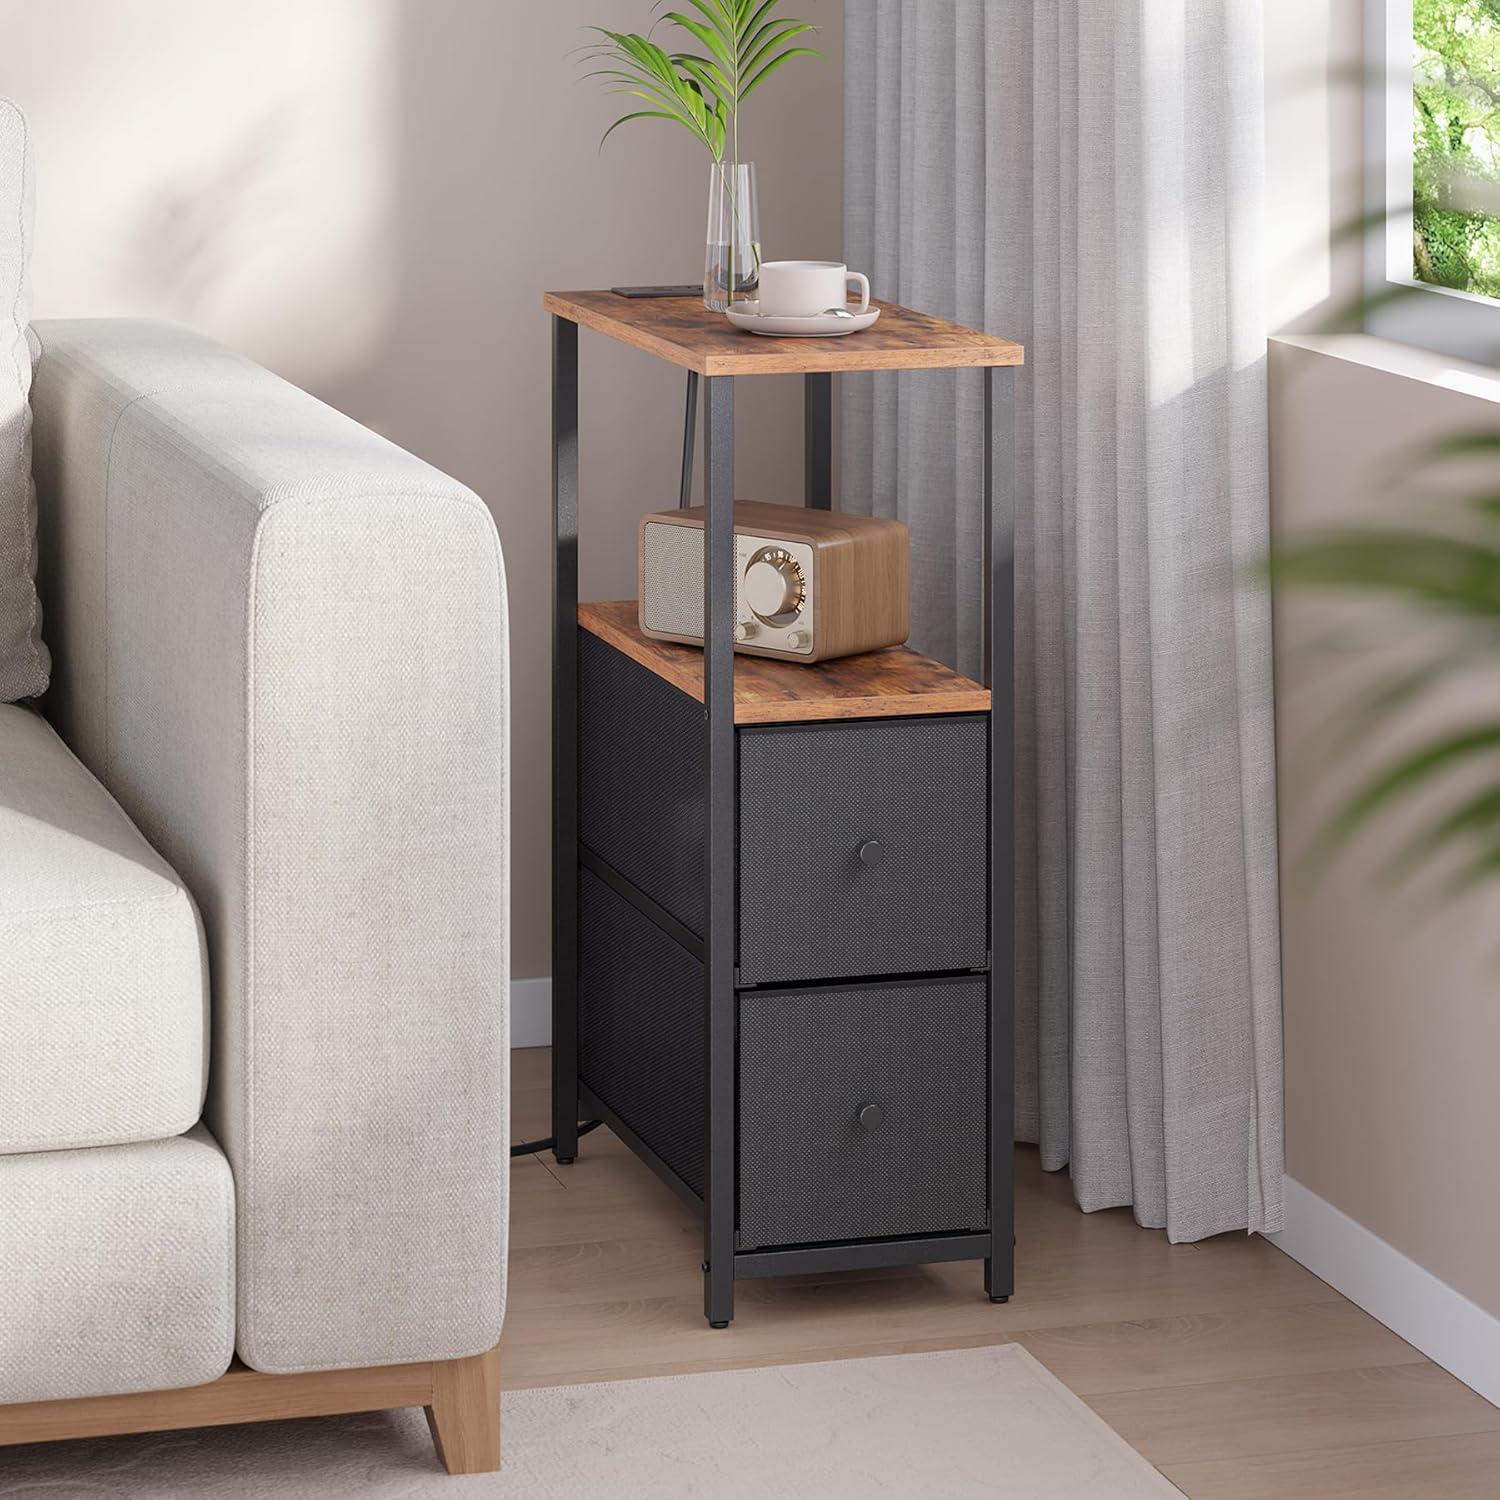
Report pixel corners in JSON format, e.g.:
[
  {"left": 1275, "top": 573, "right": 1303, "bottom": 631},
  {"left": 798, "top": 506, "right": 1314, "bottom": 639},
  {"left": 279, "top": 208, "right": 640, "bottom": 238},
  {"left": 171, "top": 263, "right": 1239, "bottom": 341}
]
[{"left": 0, "top": 100, "right": 509, "bottom": 1473}]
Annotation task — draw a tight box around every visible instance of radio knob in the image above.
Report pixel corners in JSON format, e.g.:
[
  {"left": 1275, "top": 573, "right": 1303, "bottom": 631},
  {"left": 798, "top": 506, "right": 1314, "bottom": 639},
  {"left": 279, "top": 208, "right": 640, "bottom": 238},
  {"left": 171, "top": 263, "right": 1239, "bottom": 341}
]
[
  {"left": 744, "top": 555, "right": 804, "bottom": 621},
  {"left": 787, "top": 629, "right": 810, "bottom": 650},
  {"left": 734, "top": 621, "right": 757, "bottom": 642}
]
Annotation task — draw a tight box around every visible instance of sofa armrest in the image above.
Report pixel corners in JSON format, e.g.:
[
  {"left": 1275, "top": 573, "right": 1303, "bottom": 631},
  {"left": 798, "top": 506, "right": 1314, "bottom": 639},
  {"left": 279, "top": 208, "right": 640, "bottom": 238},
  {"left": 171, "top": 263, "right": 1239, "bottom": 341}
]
[{"left": 28, "top": 319, "right": 509, "bottom": 1374}]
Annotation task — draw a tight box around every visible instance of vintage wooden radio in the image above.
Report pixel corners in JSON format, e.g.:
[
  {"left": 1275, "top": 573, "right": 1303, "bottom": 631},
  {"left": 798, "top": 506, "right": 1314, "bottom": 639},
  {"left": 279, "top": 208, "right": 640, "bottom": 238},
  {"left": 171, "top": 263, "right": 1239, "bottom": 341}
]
[{"left": 638, "top": 501, "right": 910, "bottom": 663}]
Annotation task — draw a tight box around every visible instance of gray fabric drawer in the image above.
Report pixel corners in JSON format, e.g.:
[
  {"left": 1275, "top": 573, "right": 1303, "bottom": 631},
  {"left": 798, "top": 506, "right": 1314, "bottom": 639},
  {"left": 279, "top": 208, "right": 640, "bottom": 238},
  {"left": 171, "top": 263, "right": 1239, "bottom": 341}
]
[
  {"left": 738, "top": 976, "right": 989, "bottom": 1250},
  {"left": 737, "top": 716, "right": 988, "bottom": 985}
]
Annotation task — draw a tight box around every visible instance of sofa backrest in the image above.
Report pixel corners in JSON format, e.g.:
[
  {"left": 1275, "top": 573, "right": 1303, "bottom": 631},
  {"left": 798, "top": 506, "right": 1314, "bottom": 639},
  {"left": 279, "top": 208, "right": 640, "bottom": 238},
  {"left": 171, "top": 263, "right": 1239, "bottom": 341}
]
[{"left": 0, "top": 98, "right": 49, "bottom": 702}]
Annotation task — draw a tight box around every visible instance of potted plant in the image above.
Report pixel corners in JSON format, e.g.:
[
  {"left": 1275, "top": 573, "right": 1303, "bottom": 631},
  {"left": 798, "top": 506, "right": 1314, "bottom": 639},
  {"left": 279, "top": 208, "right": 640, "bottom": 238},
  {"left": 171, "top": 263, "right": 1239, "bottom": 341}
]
[{"left": 585, "top": 1, "right": 820, "bottom": 310}]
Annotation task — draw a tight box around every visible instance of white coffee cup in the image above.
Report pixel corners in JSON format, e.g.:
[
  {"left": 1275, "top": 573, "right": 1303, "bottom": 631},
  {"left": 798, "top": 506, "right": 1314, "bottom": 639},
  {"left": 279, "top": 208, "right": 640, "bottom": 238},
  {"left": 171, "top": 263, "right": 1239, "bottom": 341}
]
[{"left": 756, "top": 260, "right": 871, "bottom": 319}]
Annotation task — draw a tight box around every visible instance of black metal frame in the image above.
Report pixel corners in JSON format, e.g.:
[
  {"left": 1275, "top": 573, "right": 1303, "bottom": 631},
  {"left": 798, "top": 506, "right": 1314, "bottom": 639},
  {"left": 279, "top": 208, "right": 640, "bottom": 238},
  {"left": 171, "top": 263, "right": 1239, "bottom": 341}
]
[
  {"left": 804, "top": 371, "right": 832, "bottom": 508},
  {"left": 736, "top": 1232, "right": 990, "bottom": 1280},
  {"left": 702, "top": 372, "right": 738, "bottom": 1328},
  {"left": 983, "top": 365, "right": 1016, "bottom": 1305},
  {"left": 551, "top": 320, "right": 1016, "bottom": 1325},
  {"left": 550, "top": 317, "right": 580, "bottom": 1167}
]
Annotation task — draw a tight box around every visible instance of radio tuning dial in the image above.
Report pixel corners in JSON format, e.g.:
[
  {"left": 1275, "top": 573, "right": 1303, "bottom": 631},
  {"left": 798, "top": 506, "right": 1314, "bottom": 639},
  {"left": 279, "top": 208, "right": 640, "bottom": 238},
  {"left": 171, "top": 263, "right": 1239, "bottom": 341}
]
[{"left": 744, "top": 547, "right": 806, "bottom": 625}]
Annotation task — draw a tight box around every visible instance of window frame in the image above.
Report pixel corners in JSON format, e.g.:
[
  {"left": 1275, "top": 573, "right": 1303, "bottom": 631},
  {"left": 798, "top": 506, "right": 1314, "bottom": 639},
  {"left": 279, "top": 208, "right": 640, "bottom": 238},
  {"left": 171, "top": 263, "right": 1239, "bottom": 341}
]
[{"left": 1364, "top": 0, "right": 1500, "bottom": 363}]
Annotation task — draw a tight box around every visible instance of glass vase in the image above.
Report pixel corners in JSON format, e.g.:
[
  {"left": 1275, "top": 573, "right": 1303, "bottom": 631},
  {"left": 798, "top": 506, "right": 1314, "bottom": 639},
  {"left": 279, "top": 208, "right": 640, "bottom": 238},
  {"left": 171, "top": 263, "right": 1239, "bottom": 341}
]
[{"left": 704, "top": 161, "right": 760, "bottom": 311}]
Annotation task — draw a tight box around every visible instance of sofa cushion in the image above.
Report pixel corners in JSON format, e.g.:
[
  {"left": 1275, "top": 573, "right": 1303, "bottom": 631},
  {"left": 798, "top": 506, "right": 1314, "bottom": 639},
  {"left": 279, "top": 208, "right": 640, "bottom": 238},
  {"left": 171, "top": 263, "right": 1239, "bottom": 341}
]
[
  {"left": 0, "top": 1126, "right": 234, "bottom": 1403},
  {"left": 0, "top": 99, "right": 48, "bottom": 701},
  {"left": 0, "top": 703, "right": 206, "bottom": 1154}
]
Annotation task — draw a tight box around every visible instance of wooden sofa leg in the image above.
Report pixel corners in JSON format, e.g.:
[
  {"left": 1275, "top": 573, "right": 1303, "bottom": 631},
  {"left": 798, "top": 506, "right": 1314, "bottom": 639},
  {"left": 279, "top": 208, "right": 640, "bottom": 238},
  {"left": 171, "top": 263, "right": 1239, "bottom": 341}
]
[{"left": 424, "top": 1347, "right": 501, "bottom": 1475}]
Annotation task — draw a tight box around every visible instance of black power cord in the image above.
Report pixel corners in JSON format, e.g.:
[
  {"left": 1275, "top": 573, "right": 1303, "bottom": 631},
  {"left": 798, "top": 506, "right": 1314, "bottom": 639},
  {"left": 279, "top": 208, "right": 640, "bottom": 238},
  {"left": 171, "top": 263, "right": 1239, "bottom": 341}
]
[{"left": 510, "top": 1119, "right": 603, "bottom": 1158}]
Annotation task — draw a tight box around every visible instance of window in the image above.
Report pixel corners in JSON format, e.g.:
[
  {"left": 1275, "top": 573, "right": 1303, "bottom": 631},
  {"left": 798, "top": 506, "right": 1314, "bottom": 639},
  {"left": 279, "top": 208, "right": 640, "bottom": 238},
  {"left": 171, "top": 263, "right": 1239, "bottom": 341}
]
[{"left": 1367, "top": 0, "right": 1500, "bottom": 360}]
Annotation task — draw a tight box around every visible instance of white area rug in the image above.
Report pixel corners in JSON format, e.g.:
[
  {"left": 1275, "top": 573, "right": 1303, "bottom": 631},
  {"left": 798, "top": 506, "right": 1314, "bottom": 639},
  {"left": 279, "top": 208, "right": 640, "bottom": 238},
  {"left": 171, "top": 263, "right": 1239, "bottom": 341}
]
[{"left": 0, "top": 1345, "right": 1180, "bottom": 1498}]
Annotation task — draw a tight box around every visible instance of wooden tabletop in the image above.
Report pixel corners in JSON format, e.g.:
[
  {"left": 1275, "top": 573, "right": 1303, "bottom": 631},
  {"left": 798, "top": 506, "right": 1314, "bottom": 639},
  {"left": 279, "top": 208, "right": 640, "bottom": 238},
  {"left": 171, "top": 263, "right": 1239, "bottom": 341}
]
[
  {"left": 580, "top": 601, "right": 990, "bottom": 725},
  {"left": 544, "top": 291, "right": 1025, "bottom": 376}
]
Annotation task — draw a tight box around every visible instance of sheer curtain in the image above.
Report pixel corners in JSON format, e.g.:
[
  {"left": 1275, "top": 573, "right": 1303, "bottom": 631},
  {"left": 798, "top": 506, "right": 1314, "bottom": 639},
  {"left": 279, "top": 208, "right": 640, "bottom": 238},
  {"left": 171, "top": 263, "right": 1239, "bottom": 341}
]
[{"left": 842, "top": 0, "right": 1283, "bottom": 1239}]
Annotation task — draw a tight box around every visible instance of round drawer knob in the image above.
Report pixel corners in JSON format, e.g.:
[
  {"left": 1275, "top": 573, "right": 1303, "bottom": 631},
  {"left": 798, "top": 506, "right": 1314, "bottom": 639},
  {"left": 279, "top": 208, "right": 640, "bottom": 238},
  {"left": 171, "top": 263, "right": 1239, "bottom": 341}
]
[
  {"left": 857, "top": 839, "right": 886, "bottom": 868},
  {"left": 856, "top": 1102, "right": 885, "bottom": 1132}
]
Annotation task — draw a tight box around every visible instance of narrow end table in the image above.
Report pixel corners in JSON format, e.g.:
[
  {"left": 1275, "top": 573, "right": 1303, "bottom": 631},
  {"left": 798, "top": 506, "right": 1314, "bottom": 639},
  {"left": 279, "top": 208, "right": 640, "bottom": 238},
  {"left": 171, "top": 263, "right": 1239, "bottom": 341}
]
[{"left": 546, "top": 290, "right": 1023, "bottom": 1327}]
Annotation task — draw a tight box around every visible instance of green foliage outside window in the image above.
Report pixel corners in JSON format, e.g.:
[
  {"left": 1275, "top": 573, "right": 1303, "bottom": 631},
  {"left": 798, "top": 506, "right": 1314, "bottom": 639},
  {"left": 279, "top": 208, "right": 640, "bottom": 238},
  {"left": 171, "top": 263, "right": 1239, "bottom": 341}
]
[{"left": 1414, "top": 0, "right": 1500, "bottom": 297}]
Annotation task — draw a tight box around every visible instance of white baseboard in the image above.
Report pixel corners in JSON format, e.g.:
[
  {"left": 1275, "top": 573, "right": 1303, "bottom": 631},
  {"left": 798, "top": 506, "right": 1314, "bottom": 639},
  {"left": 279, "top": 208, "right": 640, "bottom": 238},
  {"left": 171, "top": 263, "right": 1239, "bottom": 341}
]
[
  {"left": 1270, "top": 1175, "right": 1500, "bottom": 1408},
  {"left": 511, "top": 977, "right": 552, "bottom": 1049}
]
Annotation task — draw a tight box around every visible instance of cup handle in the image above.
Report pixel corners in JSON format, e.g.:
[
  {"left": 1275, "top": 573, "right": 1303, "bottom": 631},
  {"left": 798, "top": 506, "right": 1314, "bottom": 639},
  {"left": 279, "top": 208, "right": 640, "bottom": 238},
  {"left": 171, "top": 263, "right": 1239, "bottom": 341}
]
[{"left": 846, "top": 271, "right": 871, "bottom": 313}]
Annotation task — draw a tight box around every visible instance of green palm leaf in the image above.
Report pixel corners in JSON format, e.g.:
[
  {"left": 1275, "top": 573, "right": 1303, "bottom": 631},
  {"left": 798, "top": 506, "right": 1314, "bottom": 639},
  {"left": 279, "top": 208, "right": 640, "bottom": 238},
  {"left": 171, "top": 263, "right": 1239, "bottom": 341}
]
[
  {"left": 740, "top": 0, "right": 788, "bottom": 52},
  {"left": 586, "top": 61, "right": 713, "bottom": 136},
  {"left": 584, "top": 2, "right": 820, "bottom": 159},
  {"left": 743, "top": 44, "right": 820, "bottom": 98},
  {"left": 673, "top": 53, "right": 733, "bottom": 104},
  {"left": 741, "top": 20, "right": 815, "bottom": 78},
  {"left": 667, "top": 0, "right": 737, "bottom": 34},
  {"left": 662, "top": 12, "right": 737, "bottom": 71},
  {"left": 600, "top": 108, "right": 694, "bottom": 148}
]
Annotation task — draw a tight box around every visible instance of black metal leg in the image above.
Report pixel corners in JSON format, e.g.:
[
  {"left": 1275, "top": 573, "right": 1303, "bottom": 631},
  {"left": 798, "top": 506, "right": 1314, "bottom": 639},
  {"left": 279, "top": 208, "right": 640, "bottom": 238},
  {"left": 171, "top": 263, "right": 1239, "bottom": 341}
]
[
  {"left": 702, "top": 373, "right": 737, "bottom": 1328},
  {"left": 804, "top": 371, "right": 832, "bottom": 509},
  {"left": 551, "top": 316, "right": 581, "bottom": 1166},
  {"left": 983, "top": 364, "right": 1016, "bottom": 1299},
  {"left": 680, "top": 372, "right": 699, "bottom": 509}
]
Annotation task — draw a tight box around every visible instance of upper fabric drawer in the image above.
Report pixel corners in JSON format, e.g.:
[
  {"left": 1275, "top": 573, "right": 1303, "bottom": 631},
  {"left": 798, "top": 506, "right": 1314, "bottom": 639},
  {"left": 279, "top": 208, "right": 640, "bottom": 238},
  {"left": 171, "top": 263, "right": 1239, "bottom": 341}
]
[{"left": 737, "top": 715, "right": 988, "bottom": 986}]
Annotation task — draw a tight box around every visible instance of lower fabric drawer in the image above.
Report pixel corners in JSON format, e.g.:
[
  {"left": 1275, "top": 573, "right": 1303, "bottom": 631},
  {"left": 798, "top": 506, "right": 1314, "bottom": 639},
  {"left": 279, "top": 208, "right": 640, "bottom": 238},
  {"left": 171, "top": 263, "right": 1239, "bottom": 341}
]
[{"left": 737, "top": 976, "right": 989, "bottom": 1251}]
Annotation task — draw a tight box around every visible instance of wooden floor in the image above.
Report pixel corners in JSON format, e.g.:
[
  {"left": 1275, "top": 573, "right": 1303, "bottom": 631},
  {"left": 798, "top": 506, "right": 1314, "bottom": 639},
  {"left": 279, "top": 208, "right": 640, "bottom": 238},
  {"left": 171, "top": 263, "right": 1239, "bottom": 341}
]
[{"left": 504, "top": 1050, "right": 1500, "bottom": 1496}]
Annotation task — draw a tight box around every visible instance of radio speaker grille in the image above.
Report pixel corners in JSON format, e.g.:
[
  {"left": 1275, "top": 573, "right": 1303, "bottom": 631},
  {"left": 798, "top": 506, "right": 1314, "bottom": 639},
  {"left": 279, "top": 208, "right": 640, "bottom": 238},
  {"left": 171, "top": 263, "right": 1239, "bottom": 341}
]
[{"left": 640, "top": 522, "right": 740, "bottom": 639}]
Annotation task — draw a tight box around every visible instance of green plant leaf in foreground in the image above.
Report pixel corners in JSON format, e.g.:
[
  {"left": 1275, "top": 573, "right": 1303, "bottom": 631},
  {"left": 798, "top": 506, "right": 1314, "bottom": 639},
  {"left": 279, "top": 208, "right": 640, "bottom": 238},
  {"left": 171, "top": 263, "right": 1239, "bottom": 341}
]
[
  {"left": 1312, "top": 724, "right": 1500, "bottom": 877},
  {"left": 1272, "top": 465, "right": 1500, "bottom": 899},
  {"left": 1269, "top": 530, "right": 1500, "bottom": 617},
  {"left": 1387, "top": 784, "right": 1500, "bottom": 885}
]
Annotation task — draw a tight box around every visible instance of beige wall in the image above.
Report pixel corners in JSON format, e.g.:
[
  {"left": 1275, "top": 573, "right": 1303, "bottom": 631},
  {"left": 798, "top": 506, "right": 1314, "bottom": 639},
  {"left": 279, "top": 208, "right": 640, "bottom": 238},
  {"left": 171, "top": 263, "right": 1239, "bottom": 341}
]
[
  {"left": 1271, "top": 339, "right": 1500, "bottom": 1318},
  {"left": 1, "top": 0, "right": 844, "bottom": 981},
  {"left": 1266, "top": 1, "right": 1500, "bottom": 1316}
]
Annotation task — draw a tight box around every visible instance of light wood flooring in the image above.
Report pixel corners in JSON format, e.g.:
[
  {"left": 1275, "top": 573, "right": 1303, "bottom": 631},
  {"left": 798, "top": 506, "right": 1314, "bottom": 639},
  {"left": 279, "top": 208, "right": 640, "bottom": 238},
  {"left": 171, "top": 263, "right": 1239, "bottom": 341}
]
[{"left": 504, "top": 1048, "right": 1500, "bottom": 1497}]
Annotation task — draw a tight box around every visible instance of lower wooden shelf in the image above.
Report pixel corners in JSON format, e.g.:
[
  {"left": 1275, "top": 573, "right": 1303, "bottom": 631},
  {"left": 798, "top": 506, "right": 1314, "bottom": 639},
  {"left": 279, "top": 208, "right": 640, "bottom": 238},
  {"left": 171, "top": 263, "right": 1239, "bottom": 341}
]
[{"left": 578, "top": 601, "right": 990, "bottom": 725}]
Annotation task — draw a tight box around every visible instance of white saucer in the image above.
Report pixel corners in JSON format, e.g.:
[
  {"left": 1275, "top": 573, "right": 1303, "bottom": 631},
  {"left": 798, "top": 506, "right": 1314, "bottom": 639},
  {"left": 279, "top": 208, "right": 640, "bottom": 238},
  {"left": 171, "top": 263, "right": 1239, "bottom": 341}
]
[{"left": 726, "top": 301, "right": 881, "bottom": 337}]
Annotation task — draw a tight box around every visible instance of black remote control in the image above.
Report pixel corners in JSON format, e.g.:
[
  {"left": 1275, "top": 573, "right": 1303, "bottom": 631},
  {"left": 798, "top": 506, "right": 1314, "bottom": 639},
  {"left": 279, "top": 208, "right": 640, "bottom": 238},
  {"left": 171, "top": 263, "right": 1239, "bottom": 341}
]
[{"left": 611, "top": 285, "right": 703, "bottom": 298}]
